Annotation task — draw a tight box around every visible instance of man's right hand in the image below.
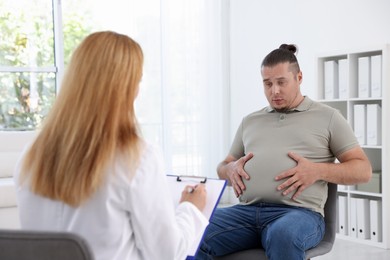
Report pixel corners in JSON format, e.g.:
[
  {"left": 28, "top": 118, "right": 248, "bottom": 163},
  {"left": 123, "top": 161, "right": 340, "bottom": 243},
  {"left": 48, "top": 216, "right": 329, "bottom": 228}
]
[{"left": 224, "top": 153, "right": 253, "bottom": 197}]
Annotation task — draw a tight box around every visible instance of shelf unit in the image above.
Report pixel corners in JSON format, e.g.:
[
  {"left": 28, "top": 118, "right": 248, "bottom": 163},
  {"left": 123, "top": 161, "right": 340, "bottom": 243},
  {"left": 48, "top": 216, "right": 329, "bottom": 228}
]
[{"left": 317, "top": 45, "right": 390, "bottom": 249}]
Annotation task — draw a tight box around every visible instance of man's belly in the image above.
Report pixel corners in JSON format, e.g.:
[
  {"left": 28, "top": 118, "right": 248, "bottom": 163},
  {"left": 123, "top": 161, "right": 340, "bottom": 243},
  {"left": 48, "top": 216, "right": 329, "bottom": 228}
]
[{"left": 239, "top": 149, "right": 296, "bottom": 204}]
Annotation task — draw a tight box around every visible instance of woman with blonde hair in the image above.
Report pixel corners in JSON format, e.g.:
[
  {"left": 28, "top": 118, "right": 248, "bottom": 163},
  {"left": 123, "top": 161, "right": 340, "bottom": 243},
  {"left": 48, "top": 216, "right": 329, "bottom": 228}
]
[{"left": 14, "top": 31, "right": 208, "bottom": 260}]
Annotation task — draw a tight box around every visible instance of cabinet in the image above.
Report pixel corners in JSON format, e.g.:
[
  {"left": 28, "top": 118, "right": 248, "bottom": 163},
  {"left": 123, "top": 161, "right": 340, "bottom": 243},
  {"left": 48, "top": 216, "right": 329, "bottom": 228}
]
[{"left": 317, "top": 45, "right": 390, "bottom": 249}]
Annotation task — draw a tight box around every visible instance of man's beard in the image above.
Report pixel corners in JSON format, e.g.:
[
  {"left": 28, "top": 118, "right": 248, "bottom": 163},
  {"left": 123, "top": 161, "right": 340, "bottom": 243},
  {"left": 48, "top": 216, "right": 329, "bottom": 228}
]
[{"left": 274, "top": 107, "right": 290, "bottom": 113}]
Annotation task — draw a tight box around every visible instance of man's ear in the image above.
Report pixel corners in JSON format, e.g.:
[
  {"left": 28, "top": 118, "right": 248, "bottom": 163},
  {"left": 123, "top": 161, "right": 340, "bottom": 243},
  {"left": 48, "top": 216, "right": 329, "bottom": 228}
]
[{"left": 297, "top": 71, "right": 303, "bottom": 84}]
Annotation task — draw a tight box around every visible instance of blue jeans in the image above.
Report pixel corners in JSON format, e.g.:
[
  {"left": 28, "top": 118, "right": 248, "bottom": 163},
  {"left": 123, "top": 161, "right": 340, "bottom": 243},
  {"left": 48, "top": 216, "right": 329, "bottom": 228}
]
[{"left": 195, "top": 203, "right": 325, "bottom": 260}]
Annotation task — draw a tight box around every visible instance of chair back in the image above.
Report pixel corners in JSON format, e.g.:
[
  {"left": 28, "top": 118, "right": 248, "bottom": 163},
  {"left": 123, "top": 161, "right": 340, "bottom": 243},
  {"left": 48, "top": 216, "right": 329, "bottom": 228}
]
[
  {"left": 305, "top": 182, "right": 337, "bottom": 258},
  {"left": 0, "top": 229, "right": 94, "bottom": 260}
]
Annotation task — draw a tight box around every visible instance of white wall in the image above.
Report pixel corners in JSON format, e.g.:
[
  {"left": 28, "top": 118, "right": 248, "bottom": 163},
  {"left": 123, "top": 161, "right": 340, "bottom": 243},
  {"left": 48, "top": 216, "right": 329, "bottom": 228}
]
[
  {"left": 228, "top": 0, "right": 390, "bottom": 140},
  {"left": 0, "top": 131, "right": 37, "bottom": 229}
]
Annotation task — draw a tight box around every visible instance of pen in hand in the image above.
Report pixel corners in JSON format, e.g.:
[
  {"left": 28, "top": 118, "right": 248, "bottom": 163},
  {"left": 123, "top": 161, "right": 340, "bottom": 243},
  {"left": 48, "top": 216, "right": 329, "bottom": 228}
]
[{"left": 180, "top": 184, "right": 207, "bottom": 211}]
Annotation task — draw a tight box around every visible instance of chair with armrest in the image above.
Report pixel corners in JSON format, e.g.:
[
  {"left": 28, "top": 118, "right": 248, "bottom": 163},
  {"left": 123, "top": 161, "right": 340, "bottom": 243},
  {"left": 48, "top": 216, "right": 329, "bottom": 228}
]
[
  {"left": 214, "top": 183, "right": 338, "bottom": 260},
  {"left": 0, "top": 229, "right": 94, "bottom": 260}
]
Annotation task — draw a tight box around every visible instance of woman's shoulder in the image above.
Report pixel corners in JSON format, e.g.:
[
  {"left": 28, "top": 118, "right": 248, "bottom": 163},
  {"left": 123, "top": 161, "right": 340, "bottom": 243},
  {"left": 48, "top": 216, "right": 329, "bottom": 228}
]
[
  {"left": 134, "top": 141, "right": 165, "bottom": 175},
  {"left": 139, "top": 141, "right": 164, "bottom": 162}
]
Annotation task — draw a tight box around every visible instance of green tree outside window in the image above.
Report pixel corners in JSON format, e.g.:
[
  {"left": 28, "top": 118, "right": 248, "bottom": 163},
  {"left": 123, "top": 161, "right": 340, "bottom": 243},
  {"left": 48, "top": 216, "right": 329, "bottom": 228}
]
[{"left": 0, "top": 0, "right": 94, "bottom": 130}]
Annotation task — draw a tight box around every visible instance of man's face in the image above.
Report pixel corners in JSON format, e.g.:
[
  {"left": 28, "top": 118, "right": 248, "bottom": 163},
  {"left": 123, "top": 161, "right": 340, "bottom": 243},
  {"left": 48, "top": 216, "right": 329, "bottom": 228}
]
[{"left": 261, "top": 62, "right": 303, "bottom": 112}]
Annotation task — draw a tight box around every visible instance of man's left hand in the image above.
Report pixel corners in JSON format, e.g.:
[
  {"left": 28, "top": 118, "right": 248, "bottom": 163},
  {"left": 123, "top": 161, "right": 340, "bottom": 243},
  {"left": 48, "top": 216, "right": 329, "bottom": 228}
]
[{"left": 275, "top": 152, "right": 319, "bottom": 200}]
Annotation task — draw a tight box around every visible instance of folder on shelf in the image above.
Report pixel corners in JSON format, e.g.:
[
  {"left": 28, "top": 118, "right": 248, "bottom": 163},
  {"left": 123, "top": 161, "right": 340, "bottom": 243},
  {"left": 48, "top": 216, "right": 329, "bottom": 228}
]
[
  {"left": 356, "top": 198, "right": 370, "bottom": 239},
  {"left": 370, "top": 55, "right": 382, "bottom": 98},
  {"left": 356, "top": 172, "right": 381, "bottom": 193},
  {"left": 324, "top": 60, "right": 339, "bottom": 99},
  {"left": 370, "top": 200, "right": 382, "bottom": 242},
  {"left": 166, "top": 175, "right": 227, "bottom": 259},
  {"left": 338, "top": 195, "right": 348, "bottom": 235},
  {"left": 350, "top": 197, "right": 358, "bottom": 238},
  {"left": 353, "top": 104, "right": 366, "bottom": 145},
  {"left": 338, "top": 59, "right": 348, "bottom": 99},
  {"left": 358, "top": 56, "right": 371, "bottom": 98},
  {"left": 366, "top": 104, "right": 382, "bottom": 146}
]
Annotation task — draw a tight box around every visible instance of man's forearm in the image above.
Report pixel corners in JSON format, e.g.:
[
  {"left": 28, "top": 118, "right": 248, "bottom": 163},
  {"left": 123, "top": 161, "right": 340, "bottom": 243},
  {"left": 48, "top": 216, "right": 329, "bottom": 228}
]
[
  {"left": 217, "top": 161, "right": 230, "bottom": 182},
  {"left": 318, "top": 159, "right": 372, "bottom": 185}
]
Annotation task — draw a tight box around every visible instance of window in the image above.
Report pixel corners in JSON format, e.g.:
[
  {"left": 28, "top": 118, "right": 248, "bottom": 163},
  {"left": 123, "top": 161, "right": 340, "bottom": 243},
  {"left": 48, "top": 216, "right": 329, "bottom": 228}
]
[
  {"left": 1, "top": 0, "right": 226, "bottom": 177},
  {"left": 0, "top": 0, "right": 56, "bottom": 129}
]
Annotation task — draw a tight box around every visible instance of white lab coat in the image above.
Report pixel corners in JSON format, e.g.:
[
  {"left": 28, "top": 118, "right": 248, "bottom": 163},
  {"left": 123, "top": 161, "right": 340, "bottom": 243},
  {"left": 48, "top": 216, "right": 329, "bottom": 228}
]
[{"left": 14, "top": 142, "right": 208, "bottom": 260}]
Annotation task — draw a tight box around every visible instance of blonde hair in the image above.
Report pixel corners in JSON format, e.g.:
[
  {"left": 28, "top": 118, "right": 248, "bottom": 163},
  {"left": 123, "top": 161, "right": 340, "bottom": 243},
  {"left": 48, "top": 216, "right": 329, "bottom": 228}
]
[{"left": 20, "top": 31, "right": 144, "bottom": 206}]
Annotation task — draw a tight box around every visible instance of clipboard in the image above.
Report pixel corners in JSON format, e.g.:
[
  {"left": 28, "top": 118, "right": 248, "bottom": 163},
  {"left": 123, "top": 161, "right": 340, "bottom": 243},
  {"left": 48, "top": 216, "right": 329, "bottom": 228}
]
[{"left": 166, "top": 174, "right": 227, "bottom": 259}]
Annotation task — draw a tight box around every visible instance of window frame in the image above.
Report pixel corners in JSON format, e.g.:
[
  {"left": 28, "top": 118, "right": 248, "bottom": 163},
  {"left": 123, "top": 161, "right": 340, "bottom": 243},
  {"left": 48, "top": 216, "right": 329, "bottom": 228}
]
[
  {"left": 0, "top": 0, "right": 228, "bottom": 178},
  {"left": 0, "top": 0, "right": 64, "bottom": 87}
]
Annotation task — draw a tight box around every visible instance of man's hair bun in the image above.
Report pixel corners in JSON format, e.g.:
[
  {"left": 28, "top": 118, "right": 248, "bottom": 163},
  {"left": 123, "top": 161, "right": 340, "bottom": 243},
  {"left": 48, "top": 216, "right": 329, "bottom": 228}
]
[{"left": 279, "top": 44, "right": 298, "bottom": 54}]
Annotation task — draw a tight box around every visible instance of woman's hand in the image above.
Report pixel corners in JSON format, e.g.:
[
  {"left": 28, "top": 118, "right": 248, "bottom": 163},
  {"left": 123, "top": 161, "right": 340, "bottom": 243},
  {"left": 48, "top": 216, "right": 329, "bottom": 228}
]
[{"left": 180, "top": 184, "right": 207, "bottom": 211}]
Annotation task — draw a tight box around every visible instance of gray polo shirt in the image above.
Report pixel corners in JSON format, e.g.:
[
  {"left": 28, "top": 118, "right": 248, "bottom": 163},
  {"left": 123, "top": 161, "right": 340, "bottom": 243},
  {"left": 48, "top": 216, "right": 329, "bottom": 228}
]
[{"left": 230, "top": 97, "right": 358, "bottom": 215}]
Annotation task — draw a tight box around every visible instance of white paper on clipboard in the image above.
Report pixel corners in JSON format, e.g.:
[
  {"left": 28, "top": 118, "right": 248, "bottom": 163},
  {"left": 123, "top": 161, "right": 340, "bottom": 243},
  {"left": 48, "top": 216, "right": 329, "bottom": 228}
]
[{"left": 166, "top": 175, "right": 227, "bottom": 258}]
